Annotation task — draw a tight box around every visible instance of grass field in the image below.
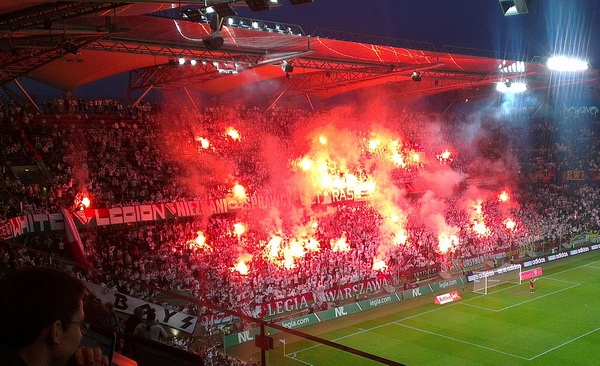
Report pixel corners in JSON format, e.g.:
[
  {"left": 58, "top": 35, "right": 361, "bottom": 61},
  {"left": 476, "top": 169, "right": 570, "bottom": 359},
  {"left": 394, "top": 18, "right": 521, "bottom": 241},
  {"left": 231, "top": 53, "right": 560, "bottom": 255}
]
[{"left": 251, "top": 250, "right": 600, "bottom": 365}]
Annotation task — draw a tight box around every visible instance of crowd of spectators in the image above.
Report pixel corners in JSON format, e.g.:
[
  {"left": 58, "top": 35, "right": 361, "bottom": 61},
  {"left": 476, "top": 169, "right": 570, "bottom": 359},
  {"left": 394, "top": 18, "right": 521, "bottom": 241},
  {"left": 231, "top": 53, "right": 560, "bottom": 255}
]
[{"left": 1, "top": 95, "right": 600, "bottom": 364}]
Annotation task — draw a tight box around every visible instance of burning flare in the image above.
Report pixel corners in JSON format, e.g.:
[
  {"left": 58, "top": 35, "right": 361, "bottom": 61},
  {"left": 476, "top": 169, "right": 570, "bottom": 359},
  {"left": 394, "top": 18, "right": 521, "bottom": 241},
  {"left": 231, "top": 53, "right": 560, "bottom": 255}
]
[
  {"left": 233, "top": 222, "right": 246, "bottom": 237},
  {"left": 498, "top": 191, "right": 510, "bottom": 202},
  {"left": 232, "top": 183, "right": 247, "bottom": 200},
  {"left": 504, "top": 218, "right": 516, "bottom": 231},
  {"left": 190, "top": 231, "right": 211, "bottom": 250},
  {"left": 226, "top": 127, "right": 241, "bottom": 141},
  {"left": 232, "top": 254, "right": 252, "bottom": 275},
  {"left": 330, "top": 234, "right": 350, "bottom": 252},
  {"left": 372, "top": 259, "right": 388, "bottom": 271},
  {"left": 437, "top": 234, "right": 459, "bottom": 254}
]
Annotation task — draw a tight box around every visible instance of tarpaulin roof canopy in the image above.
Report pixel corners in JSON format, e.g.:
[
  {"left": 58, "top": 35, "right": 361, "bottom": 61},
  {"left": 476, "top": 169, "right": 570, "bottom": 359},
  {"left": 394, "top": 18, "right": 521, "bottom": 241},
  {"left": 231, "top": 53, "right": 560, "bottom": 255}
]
[{"left": 0, "top": 1, "right": 596, "bottom": 101}]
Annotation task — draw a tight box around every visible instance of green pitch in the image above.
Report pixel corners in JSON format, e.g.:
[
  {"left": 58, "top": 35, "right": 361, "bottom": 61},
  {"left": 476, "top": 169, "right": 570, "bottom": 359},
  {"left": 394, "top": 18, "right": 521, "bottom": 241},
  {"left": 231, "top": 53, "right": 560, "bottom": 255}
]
[{"left": 255, "top": 250, "right": 600, "bottom": 365}]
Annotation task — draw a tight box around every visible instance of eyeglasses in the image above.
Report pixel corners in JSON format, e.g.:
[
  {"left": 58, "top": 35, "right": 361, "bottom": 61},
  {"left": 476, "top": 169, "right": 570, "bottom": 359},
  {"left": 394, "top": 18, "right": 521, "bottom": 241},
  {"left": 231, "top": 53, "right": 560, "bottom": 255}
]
[{"left": 61, "top": 320, "right": 92, "bottom": 334}]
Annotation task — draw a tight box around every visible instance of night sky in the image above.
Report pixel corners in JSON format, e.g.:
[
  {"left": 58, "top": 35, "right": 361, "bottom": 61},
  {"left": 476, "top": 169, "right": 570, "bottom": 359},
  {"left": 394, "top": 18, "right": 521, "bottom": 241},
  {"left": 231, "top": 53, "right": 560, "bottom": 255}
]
[
  {"left": 238, "top": 0, "right": 600, "bottom": 68},
  {"left": 19, "top": 0, "right": 600, "bottom": 101}
]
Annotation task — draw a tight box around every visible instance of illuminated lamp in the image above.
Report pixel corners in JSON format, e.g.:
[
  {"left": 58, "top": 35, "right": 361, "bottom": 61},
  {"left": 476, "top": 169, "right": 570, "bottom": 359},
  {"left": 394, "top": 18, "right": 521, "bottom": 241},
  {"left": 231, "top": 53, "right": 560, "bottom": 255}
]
[
  {"left": 411, "top": 71, "right": 422, "bottom": 82},
  {"left": 282, "top": 61, "right": 294, "bottom": 73},
  {"left": 496, "top": 80, "right": 527, "bottom": 93},
  {"left": 180, "top": 9, "right": 205, "bottom": 22},
  {"left": 547, "top": 56, "right": 588, "bottom": 72},
  {"left": 499, "top": 0, "right": 532, "bottom": 16},
  {"left": 289, "top": 0, "right": 313, "bottom": 4},
  {"left": 43, "top": 18, "right": 52, "bottom": 30},
  {"left": 202, "top": 35, "right": 224, "bottom": 50},
  {"left": 212, "top": 3, "right": 237, "bottom": 17},
  {"left": 245, "top": 0, "right": 271, "bottom": 11},
  {"left": 62, "top": 41, "right": 79, "bottom": 55}
]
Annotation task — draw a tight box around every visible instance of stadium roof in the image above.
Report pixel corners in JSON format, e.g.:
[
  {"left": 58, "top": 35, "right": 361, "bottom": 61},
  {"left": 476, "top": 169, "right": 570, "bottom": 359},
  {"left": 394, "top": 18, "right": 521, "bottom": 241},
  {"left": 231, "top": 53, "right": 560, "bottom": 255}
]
[{"left": 0, "top": 1, "right": 597, "bottom": 103}]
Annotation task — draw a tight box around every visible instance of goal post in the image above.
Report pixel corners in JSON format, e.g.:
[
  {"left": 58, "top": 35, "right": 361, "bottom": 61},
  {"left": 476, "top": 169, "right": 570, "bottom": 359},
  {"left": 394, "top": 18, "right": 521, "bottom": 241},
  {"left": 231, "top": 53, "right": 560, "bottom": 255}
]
[{"left": 470, "top": 263, "right": 522, "bottom": 295}]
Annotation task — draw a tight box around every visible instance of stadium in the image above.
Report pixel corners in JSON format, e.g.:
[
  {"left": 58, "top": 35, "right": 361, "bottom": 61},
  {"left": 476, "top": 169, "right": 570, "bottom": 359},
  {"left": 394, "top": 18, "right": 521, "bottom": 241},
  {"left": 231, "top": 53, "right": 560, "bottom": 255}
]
[{"left": 1, "top": 1, "right": 600, "bottom": 365}]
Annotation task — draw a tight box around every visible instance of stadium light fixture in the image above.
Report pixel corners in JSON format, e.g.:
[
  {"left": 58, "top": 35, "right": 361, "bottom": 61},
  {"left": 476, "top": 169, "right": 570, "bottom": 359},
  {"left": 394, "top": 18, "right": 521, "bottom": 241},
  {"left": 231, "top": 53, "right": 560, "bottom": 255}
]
[
  {"left": 202, "top": 35, "right": 225, "bottom": 50},
  {"left": 281, "top": 60, "right": 294, "bottom": 73},
  {"left": 496, "top": 80, "right": 527, "bottom": 93},
  {"left": 180, "top": 9, "right": 206, "bottom": 22},
  {"left": 245, "top": 0, "right": 271, "bottom": 12},
  {"left": 499, "top": 60, "right": 525, "bottom": 73},
  {"left": 211, "top": 3, "right": 237, "bottom": 18},
  {"left": 499, "top": 0, "right": 532, "bottom": 16},
  {"left": 411, "top": 71, "right": 422, "bottom": 82},
  {"left": 547, "top": 56, "right": 588, "bottom": 72},
  {"left": 62, "top": 41, "right": 79, "bottom": 55}
]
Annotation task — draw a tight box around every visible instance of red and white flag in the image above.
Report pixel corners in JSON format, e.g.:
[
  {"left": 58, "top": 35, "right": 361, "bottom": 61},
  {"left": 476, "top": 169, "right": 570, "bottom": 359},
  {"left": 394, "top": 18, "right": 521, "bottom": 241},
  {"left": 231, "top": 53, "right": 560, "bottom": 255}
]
[{"left": 61, "top": 207, "right": 90, "bottom": 267}]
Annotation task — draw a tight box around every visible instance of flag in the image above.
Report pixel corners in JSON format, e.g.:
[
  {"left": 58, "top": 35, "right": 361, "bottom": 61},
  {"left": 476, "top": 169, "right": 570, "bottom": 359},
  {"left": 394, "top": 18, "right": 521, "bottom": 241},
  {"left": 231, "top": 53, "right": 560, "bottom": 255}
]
[{"left": 61, "top": 206, "right": 90, "bottom": 266}]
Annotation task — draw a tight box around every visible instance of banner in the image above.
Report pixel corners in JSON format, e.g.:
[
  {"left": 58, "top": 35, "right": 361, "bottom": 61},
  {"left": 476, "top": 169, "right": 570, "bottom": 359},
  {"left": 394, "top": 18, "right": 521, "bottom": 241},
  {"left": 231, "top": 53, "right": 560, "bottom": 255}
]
[
  {"left": 85, "top": 282, "right": 198, "bottom": 334},
  {"left": 434, "top": 291, "right": 461, "bottom": 305},
  {"left": 0, "top": 190, "right": 373, "bottom": 239},
  {"left": 520, "top": 267, "right": 542, "bottom": 280},
  {"left": 254, "top": 293, "right": 314, "bottom": 318},
  {"left": 565, "top": 170, "right": 586, "bottom": 181},
  {"left": 61, "top": 207, "right": 89, "bottom": 266},
  {"left": 313, "top": 276, "right": 392, "bottom": 304},
  {"left": 429, "top": 277, "right": 465, "bottom": 292},
  {"left": 0, "top": 219, "right": 12, "bottom": 239},
  {"left": 454, "top": 249, "right": 505, "bottom": 271},
  {"left": 225, "top": 277, "right": 464, "bottom": 347},
  {"left": 403, "top": 263, "right": 441, "bottom": 282}
]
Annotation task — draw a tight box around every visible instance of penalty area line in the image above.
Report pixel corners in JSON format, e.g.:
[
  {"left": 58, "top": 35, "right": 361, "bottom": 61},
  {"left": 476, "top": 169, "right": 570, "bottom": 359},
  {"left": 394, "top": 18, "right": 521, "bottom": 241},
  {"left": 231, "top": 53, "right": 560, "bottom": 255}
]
[
  {"left": 529, "top": 326, "right": 600, "bottom": 361},
  {"left": 394, "top": 323, "right": 529, "bottom": 360},
  {"left": 283, "top": 353, "right": 314, "bottom": 366}
]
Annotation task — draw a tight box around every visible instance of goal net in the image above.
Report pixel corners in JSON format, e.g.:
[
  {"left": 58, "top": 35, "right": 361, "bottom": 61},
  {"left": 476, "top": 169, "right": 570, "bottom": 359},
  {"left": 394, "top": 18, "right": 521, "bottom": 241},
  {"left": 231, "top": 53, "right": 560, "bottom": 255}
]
[{"left": 472, "top": 264, "right": 522, "bottom": 295}]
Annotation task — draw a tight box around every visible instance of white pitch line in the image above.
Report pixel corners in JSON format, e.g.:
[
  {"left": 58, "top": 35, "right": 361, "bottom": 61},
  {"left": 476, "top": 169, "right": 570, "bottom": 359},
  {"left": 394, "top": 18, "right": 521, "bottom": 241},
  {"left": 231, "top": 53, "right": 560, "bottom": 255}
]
[
  {"left": 394, "top": 323, "right": 529, "bottom": 360},
  {"left": 284, "top": 353, "right": 314, "bottom": 365},
  {"left": 460, "top": 282, "right": 579, "bottom": 312},
  {"left": 546, "top": 259, "right": 600, "bottom": 277},
  {"left": 542, "top": 277, "right": 579, "bottom": 284},
  {"left": 289, "top": 258, "right": 600, "bottom": 362},
  {"left": 528, "top": 326, "right": 600, "bottom": 360},
  {"left": 498, "top": 283, "right": 580, "bottom": 311}
]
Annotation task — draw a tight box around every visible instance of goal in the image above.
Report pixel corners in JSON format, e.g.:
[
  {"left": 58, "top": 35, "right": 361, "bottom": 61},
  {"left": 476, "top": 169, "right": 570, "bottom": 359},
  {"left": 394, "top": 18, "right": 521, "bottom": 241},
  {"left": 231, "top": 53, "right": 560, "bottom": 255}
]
[{"left": 472, "top": 264, "right": 522, "bottom": 295}]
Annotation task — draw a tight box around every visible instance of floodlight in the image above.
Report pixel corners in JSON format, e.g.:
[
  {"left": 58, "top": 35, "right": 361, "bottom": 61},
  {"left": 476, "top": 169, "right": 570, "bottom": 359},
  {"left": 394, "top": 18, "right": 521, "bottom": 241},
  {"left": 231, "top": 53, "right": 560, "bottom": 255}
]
[
  {"left": 62, "top": 41, "right": 79, "bottom": 55},
  {"left": 282, "top": 61, "right": 294, "bottom": 73},
  {"left": 212, "top": 3, "right": 237, "bottom": 17},
  {"left": 499, "top": 0, "right": 532, "bottom": 16},
  {"left": 178, "top": 57, "right": 186, "bottom": 66},
  {"left": 496, "top": 81, "right": 527, "bottom": 93},
  {"left": 202, "top": 35, "right": 224, "bottom": 50},
  {"left": 245, "top": 0, "right": 271, "bottom": 12},
  {"left": 547, "top": 56, "right": 588, "bottom": 72},
  {"left": 180, "top": 9, "right": 205, "bottom": 22},
  {"left": 411, "top": 71, "right": 422, "bottom": 82}
]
